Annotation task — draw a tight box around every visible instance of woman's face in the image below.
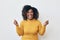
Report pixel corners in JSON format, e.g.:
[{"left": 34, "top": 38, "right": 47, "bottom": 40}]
[{"left": 26, "top": 9, "right": 33, "bottom": 20}]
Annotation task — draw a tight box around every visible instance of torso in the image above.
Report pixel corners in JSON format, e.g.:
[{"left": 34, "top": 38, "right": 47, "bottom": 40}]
[{"left": 22, "top": 19, "right": 39, "bottom": 40}]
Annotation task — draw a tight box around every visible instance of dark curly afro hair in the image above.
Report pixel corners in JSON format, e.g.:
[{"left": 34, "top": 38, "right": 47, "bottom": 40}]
[{"left": 22, "top": 5, "right": 39, "bottom": 20}]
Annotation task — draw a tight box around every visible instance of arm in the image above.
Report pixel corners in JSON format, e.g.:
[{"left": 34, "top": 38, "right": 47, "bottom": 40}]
[
  {"left": 38, "top": 21, "right": 46, "bottom": 36},
  {"left": 38, "top": 20, "right": 48, "bottom": 36},
  {"left": 14, "top": 20, "right": 24, "bottom": 36},
  {"left": 16, "top": 23, "right": 24, "bottom": 36}
]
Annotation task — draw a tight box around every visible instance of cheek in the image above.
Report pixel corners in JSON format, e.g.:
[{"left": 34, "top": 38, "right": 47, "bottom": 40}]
[
  {"left": 32, "top": 13, "right": 33, "bottom": 16},
  {"left": 26, "top": 13, "right": 29, "bottom": 17},
  {"left": 31, "top": 13, "right": 33, "bottom": 17}
]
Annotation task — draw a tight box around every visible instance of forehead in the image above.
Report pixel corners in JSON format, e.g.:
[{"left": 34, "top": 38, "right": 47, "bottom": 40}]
[{"left": 28, "top": 9, "right": 33, "bottom": 12}]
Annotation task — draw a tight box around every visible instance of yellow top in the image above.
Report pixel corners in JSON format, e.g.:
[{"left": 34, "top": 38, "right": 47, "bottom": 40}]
[{"left": 16, "top": 19, "right": 46, "bottom": 40}]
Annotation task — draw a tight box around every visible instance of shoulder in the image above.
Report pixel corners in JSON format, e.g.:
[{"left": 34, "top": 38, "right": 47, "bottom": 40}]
[
  {"left": 20, "top": 20, "right": 26, "bottom": 23},
  {"left": 35, "top": 20, "right": 42, "bottom": 25},
  {"left": 36, "top": 20, "right": 41, "bottom": 23}
]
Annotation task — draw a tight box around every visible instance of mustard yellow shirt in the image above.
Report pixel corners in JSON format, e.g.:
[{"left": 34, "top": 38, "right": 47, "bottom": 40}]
[{"left": 16, "top": 19, "right": 46, "bottom": 40}]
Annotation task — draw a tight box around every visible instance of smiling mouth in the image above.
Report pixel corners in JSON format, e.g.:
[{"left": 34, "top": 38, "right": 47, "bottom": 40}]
[{"left": 28, "top": 15, "right": 33, "bottom": 19}]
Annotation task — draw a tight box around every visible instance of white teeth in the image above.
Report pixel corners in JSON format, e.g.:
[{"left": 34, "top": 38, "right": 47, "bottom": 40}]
[{"left": 29, "top": 15, "right": 32, "bottom": 18}]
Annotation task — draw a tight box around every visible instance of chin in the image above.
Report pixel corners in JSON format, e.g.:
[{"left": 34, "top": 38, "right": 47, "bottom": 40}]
[{"left": 29, "top": 18, "right": 33, "bottom": 20}]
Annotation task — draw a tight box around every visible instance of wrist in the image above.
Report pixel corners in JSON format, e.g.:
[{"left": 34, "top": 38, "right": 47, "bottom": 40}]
[
  {"left": 16, "top": 24, "right": 19, "bottom": 26},
  {"left": 44, "top": 23, "right": 47, "bottom": 26}
]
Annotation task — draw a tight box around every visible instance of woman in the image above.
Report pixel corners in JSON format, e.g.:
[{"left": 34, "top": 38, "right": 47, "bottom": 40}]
[{"left": 14, "top": 5, "right": 49, "bottom": 40}]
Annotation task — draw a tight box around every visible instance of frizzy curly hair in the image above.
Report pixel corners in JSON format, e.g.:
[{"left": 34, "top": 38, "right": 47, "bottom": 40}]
[{"left": 22, "top": 5, "right": 39, "bottom": 20}]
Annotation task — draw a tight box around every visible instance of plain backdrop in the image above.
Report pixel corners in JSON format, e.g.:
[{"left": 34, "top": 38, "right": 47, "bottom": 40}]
[{"left": 0, "top": 0, "right": 60, "bottom": 40}]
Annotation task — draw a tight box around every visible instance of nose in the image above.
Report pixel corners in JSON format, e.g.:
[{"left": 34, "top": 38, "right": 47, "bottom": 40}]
[{"left": 28, "top": 13, "right": 33, "bottom": 16}]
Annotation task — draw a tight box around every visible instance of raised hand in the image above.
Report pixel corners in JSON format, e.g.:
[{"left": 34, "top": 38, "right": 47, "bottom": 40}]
[
  {"left": 14, "top": 20, "right": 19, "bottom": 26},
  {"left": 43, "top": 20, "right": 49, "bottom": 26}
]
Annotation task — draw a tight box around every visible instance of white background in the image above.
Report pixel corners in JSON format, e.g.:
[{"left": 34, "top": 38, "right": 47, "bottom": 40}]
[{"left": 0, "top": 0, "right": 60, "bottom": 40}]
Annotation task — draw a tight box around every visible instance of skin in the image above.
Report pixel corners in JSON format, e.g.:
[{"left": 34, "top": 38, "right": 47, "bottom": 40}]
[
  {"left": 14, "top": 9, "right": 49, "bottom": 27},
  {"left": 26, "top": 9, "right": 33, "bottom": 20}
]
